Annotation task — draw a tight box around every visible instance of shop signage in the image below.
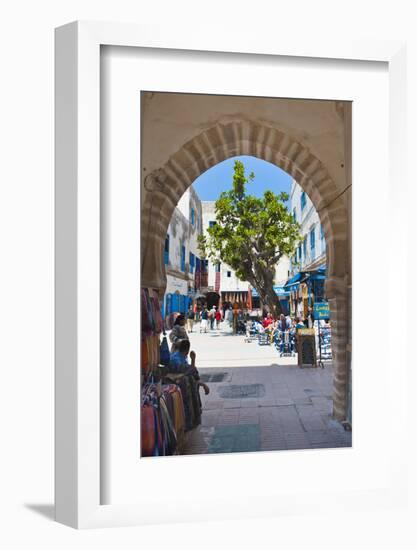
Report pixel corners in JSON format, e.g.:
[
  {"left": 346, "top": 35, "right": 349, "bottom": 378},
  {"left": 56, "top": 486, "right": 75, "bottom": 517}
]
[
  {"left": 297, "top": 328, "right": 317, "bottom": 368},
  {"left": 166, "top": 276, "right": 188, "bottom": 295},
  {"left": 314, "top": 301, "right": 330, "bottom": 319}
]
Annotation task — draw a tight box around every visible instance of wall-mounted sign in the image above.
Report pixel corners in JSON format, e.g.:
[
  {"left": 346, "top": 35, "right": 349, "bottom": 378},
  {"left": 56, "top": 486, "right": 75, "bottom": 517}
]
[
  {"left": 314, "top": 301, "right": 330, "bottom": 319},
  {"left": 165, "top": 275, "right": 188, "bottom": 295}
]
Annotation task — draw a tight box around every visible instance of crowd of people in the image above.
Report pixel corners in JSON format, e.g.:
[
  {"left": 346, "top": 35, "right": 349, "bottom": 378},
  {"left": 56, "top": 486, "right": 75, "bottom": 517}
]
[
  {"left": 249, "top": 311, "right": 331, "bottom": 355},
  {"left": 179, "top": 303, "right": 327, "bottom": 334},
  {"left": 169, "top": 303, "right": 331, "bottom": 357},
  {"left": 183, "top": 304, "right": 225, "bottom": 333},
  {"left": 183, "top": 304, "right": 257, "bottom": 335}
]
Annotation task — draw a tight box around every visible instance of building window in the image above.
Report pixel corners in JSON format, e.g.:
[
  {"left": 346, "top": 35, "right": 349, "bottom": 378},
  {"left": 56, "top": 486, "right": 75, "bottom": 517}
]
[
  {"left": 181, "top": 245, "right": 185, "bottom": 272},
  {"left": 292, "top": 255, "right": 297, "bottom": 273},
  {"left": 215, "top": 263, "right": 221, "bottom": 273},
  {"left": 227, "top": 271, "right": 231, "bottom": 277},
  {"left": 298, "top": 245, "right": 302, "bottom": 261},
  {"left": 310, "top": 227, "right": 316, "bottom": 259},
  {"left": 191, "top": 208, "right": 195, "bottom": 226},
  {"left": 293, "top": 208, "right": 297, "bottom": 222},
  {"left": 300, "top": 191, "right": 306, "bottom": 211},
  {"left": 189, "top": 252, "right": 195, "bottom": 274},
  {"left": 320, "top": 223, "right": 325, "bottom": 241},
  {"left": 209, "top": 220, "right": 216, "bottom": 228},
  {"left": 164, "top": 235, "right": 169, "bottom": 265},
  {"left": 302, "top": 237, "right": 307, "bottom": 259}
]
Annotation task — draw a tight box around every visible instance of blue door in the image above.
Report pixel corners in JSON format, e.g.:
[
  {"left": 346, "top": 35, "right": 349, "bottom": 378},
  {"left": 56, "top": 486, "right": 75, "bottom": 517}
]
[
  {"left": 171, "top": 294, "right": 179, "bottom": 313},
  {"left": 165, "top": 293, "right": 172, "bottom": 317}
]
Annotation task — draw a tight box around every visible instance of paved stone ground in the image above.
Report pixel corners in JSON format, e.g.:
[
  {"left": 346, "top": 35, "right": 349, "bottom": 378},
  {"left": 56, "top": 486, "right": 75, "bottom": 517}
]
[{"left": 180, "top": 322, "right": 352, "bottom": 455}]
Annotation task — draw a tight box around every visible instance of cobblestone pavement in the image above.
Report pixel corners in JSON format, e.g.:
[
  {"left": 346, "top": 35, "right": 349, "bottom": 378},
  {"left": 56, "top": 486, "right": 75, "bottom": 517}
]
[{"left": 181, "top": 322, "right": 352, "bottom": 455}]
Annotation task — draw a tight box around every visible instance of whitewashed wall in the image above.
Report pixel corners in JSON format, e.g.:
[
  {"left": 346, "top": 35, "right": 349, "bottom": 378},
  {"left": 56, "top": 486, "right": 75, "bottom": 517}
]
[{"left": 290, "top": 179, "right": 326, "bottom": 273}]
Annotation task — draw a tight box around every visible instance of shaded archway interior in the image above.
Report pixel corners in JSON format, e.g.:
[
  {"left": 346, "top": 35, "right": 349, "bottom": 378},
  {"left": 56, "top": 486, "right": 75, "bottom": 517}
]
[{"left": 141, "top": 101, "right": 351, "bottom": 422}]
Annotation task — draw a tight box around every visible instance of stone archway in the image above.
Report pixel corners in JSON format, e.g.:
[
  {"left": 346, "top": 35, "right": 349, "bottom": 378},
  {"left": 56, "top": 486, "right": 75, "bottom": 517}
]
[{"left": 141, "top": 99, "right": 351, "bottom": 421}]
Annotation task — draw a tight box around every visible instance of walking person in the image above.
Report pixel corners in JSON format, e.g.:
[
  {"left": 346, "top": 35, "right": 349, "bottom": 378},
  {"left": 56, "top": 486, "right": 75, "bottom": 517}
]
[
  {"left": 277, "top": 313, "right": 289, "bottom": 352},
  {"left": 194, "top": 307, "right": 201, "bottom": 326},
  {"left": 215, "top": 307, "right": 222, "bottom": 329},
  {"left": 200, "top": 306, "right": 209, "bottom": 333},
  {"left": 209, "top": 305, "right": 216, "bottom": 330},
  {"left": 225, "top": 306, "right": 233, "bottom": 328},
  {"left": 232, "top": 307, "right": 238, "bottom": 335},
  {"left": 186, "top": 305, "right": 195, "bottom": 333}
]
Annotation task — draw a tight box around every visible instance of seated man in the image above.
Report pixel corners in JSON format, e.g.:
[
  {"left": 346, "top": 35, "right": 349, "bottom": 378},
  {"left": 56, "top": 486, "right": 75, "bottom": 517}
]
[
  {"left": 167, "top": 340, "right": 210, "bottom": 433},
  {"left": 169, "top": 339, "right": 210, "bottom": 395}
]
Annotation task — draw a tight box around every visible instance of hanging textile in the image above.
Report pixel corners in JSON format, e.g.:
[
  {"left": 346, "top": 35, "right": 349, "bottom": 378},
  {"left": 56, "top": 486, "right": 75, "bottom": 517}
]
[
  {"left": 165, "top": 374, "right": 201, "bottom": 432},
  {"left": 141, "top": 382, "right": 186, "bottom": 457}
]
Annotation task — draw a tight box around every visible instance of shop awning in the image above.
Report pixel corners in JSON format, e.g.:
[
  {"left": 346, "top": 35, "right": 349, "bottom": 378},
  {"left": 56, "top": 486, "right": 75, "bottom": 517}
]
[
  {"left": 284, "top": 272, "right": 302, "bottom": 290},
  {"left": 303, "top": 264, "right": 327, "bottom": 281},
  {"left": 273, "top": 286, "right": 291, "bottom": 297},
  {"left": 308, "top": 273, "right": 326, "bottom": 281},
  {"left": 249, "top": 286, "right": 290, "bottom": 298}
]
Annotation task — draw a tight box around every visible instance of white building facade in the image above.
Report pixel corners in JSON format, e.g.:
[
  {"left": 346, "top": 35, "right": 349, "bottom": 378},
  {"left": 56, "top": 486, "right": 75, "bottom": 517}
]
[
  {"left": 163, "top": 187, "right": 203, "bottom": 317},
  {"left": 286, "top": 179, "right": 327, "bottom": 319},
  {"left": 289, "top": 180, "right": 326, "bottom": 275},
  {"left": 201, "top": 202, "right": 249, "bottom": 309}
]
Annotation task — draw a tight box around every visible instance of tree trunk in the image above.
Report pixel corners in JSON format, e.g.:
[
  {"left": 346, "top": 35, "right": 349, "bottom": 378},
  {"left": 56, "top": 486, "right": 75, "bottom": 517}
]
[
  {"left": 262, "top": 283, "right": 282, "bottom": 317},
  {"left": 250, "top": 268, "right": 282, "bottom": 318}
]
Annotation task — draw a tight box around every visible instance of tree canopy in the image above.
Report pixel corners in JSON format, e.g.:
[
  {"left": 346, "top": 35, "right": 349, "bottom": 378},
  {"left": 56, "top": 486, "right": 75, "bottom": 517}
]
[{"left": 198, "top": 160, "right": 301, "bottom": 316}]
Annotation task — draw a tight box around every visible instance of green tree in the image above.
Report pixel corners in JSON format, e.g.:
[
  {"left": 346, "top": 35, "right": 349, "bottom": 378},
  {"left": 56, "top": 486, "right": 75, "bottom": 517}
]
[{"left": 198, "top": 160, "right": 301, "bottom": 316}]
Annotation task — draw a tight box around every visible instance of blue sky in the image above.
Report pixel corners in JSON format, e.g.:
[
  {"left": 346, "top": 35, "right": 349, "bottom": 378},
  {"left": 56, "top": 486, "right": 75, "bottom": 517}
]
[{"left": 192, "top": 156, "right": 292, "bottom": 204}]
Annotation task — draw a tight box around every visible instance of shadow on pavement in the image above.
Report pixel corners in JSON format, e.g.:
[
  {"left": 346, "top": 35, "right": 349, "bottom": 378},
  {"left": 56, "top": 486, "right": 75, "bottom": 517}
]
[{"left": 24, "top": 503, "right": 55, "bottom": 521}]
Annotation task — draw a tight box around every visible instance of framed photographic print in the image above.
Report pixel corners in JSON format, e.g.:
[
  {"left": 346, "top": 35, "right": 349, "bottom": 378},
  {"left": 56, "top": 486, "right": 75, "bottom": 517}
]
[{"left": 55, "top": 21, "right": 408, "bottom": 528}]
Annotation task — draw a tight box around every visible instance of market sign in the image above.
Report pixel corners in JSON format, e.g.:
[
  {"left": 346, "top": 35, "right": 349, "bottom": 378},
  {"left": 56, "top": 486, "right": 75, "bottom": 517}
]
[
  {"left": 314, "top": 301, "right": 330, "bottom": 319},
  {"left": 297, "top": 328, "right": 317, "bottom": 368}
]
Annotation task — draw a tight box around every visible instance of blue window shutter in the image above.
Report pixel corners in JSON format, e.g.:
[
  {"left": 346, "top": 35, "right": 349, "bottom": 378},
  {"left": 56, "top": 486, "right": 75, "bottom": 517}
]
[
  {"left": 310, "top": 227, "right": 316, "bottom": 259},
  {"left": 164, "top": 235, "right": 169, "bottom": 265},
  {"left": 181, "top": 245, "right": 185, "bottom": 271}
]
